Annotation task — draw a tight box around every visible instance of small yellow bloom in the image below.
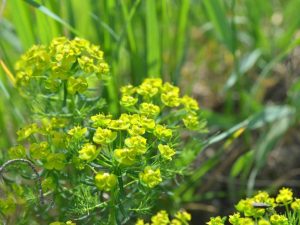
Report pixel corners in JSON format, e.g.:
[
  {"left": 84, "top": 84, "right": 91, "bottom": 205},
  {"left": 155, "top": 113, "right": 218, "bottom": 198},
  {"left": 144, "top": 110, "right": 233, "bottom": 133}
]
[
  {"left": 94, "top": 172, "right": 117, "bottom": 191},
  {"left": 154, "top": 124, "right": 172, "bottom": 140},
  {"left": 114, "top": 148, "right": 137, "bottom": 166},
  {"left": 139, "top": 167, "right": 162, "bottom": 188},
  {"left": 78, "top": 143, "right": 99, "bottom": 162},
  {"left": 158, "top": 144, "right": 175, "bottom": 160},
  {"left": 120, "top": 95, "right": 138, "bottom": 107},
  {"left": 68, "top": 126, "right": 87, "bottom": 139},
  {"left": 139, "top": 103, "right": 160, "bottom": 118},
  {"left": 151, "top": 210, "right": 169, "bottom": 225},
  {"left": 93, "top": 128, "right": 117, "bottom": 145},
  {"left": 125, "top": 136, "right": 147, "bottom": 154},
  {"left": 276, "top": 187, "right": 293, "bottom": 205}
]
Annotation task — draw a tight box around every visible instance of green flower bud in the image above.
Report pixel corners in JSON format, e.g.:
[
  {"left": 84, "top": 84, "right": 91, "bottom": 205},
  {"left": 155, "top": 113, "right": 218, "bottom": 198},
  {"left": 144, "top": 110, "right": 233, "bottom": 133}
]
[
  {"left": 182, "top": 113, "right": 200, "bottom": 130},
  {"left": 44, "top": 153, "right": 66, "bottom": 170},
  {"left": 8, "top": 145, "right": 27, "bottom": 159},
  {"left": 30, "top": 141, "right": 49, "bottom": 160},
  {"left": 67, "top": 77, "right": 88, "bottom": 94}
]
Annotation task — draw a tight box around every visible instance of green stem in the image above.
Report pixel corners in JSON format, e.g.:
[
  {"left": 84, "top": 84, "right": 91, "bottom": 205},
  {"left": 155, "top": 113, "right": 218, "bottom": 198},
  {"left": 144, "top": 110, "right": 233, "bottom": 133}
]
[
  {"left": 109, "top": 192, "right": 117, "bottom": 225},
  {"left": 63, "top": 80, "right": 68, "bottom": 109}
]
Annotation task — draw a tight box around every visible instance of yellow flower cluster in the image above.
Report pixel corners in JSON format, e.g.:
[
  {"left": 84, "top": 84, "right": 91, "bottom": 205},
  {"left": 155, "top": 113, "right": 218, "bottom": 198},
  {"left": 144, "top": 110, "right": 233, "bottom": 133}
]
[
  {"left": 120, "top": 78, "right": 203, "bottom": 131},
  {"left": 207, "top": 187, "right": 300, "bottom": 225},
  {"left": 136, "top": 210, "right": 191, "bottom": 225},
  {"left": 15, "top": 37, "right": 109, "bottom": 95}
]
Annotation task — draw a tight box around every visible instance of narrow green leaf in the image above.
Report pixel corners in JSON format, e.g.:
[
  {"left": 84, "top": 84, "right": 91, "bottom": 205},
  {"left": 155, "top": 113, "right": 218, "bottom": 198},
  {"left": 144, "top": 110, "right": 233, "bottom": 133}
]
[
  {"left": 146, "top": 0, "right": 161, "bottom": 76},
  {"left": 24, "top": 0, "right": 81, "bottom": 36}
]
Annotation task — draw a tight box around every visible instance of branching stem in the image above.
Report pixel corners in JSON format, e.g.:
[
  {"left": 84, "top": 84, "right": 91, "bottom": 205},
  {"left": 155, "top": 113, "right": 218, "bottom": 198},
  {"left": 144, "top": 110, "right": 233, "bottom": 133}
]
[{"left": 0, "top": 158, "right": 44, "bottom": 205}]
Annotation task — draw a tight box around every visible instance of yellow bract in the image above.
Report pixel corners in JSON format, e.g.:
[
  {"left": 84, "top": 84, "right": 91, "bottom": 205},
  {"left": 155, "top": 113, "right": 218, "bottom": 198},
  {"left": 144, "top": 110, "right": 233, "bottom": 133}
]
[
  {"left": 139, "top": 167, "right": 162, "bottom": 188},
  {"left": 94, "top": 172, "right": 117, "bottom": 191}
]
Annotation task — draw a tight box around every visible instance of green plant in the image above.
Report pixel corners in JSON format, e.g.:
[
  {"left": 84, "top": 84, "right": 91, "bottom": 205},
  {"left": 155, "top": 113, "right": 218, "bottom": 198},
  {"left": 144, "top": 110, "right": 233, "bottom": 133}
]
[
  {"left": 206, "top": 187, "right": 300, "bottom": 225},
  {"left": 0, "top": 37, "right": 206, "bottom": 224}
]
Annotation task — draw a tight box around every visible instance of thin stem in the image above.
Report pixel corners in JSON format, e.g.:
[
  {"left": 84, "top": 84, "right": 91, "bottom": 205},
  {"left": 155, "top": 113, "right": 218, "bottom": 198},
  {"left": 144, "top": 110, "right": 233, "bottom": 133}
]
[
  {"left": 63, "top": 80, "right": 68, "bottom": 109},
  {"left": 0, "top": 158, "right": 44, "bottom": 205}
]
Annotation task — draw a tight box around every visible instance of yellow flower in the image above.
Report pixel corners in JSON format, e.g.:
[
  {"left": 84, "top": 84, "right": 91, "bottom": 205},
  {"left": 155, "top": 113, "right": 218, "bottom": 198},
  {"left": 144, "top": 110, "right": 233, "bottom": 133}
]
[
  {"left": 158, "top": 144, "right": 175, "bottom": 160},
  {"left": 137, "top": 79, "right": 161, "bottom": 98},
  {"left": 140, "top": 116, "right": 156, "bottom": 130},
  {"left": 269, "top": 214, "right": 288, "bottom": 225},
  {"left": 78, "top": 143, "right": 99, "bottom": 162},
  {"left": 181, "top": 95, "right": 199, "bottom": 110},
  {"left": 135, "top": 219, "right": 148, "bottom": 225},
  {"left": 161, "top": 82, "right": 180, "bottom": 107},
  {"left": 154, "top": 124, "right": 172, "bottom": 140},
  {"left": 128, "top": 125, "right": 145, "bottom": 136},
  {"left": 291, "top": 198, "right": 300, "bottom": 211},
  {"left": 17, "top": 123, "right": 39, "bottom": 141},
  {"left": 276, "top": 187, "right": 293, "bottom": 205},
  {"left": 151, "top": 210, "right": 169, "bottom": 225},
  {"left": 125, "top": 136, "right": 147, "bottom": 154},
  {"left": 93, "top": 128, "right": 117, "bottom": 145},
  {"left": 139, "top": 103, "right": 160, "bottom": 118},
  {"left": 175, "top": 210, "right": 191, "bottom": 222},
  {"left": 120, "top": 95, "right": 138, "bottom": 107},
  {"left": 68, "top": 126, "right": 87, "bottom": 139},
  {"left": 139, "top": 167, "right": 162, "bottom": 188},
  {"left": 94, "top": 172, "right": 117, "bottom": 191},
  {"left": 206, "top": 216, "right": 225, "bottom": 225},
  {"left": 120, "top": 84, "right": 136, "bottom": 95},
  {"left": 90, "top": 113, "right": 112, "bottom": 128},
  {"left": 108, "top": 114, "right": 131, "bottom": 130},
  {"left": 182, "top": 113, "right": 200, "bottom": 130},
  {"left": 258, "top": 219, "right": 271, "bottom": 225},
  {"left": 114, "top": 148, "right": 137, "bottom": 166}
]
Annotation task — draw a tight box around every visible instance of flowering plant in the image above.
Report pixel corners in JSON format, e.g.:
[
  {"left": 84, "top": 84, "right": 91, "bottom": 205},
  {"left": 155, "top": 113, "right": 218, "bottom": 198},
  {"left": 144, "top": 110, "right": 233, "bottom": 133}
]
[
  {"left": 0, "top": 37, "right": 206, "bottom": 224},
  {"left": 207, "top": 187, "right": 300, "bottom": 225}
]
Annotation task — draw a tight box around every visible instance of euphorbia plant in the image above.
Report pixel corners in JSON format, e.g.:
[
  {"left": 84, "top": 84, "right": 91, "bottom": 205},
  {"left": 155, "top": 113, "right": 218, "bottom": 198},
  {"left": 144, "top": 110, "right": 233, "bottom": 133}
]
[
  {"left": 207, "top": 187, "right": 300, "bottom": 225},
  {"left": 0, "top": 37, "right": 206, "bottom": 224}
]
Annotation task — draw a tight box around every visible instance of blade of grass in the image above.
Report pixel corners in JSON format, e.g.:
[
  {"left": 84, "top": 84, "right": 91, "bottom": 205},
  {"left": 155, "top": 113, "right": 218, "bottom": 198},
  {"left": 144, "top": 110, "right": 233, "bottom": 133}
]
[
  {"left": 202, "top": 0, "right": 233, "bottom": 52},
  {"left": 172, "top": 0, "right": 190, "bottom": 84},
  {"left": 9, "top": 0, "right": 36, "bottom": 50},
  {"left": 146, "top": 0, "right": 161, "bottom": 77},
  {"left": 23, "top": 0, "right": 81, "bottom": 36}
]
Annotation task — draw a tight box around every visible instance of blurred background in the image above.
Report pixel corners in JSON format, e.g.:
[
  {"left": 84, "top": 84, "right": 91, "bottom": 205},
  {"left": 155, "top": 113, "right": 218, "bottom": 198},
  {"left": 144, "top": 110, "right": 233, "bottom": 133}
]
[{"left": 1, "top": 0, "right": 300, "bottom": 223}]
